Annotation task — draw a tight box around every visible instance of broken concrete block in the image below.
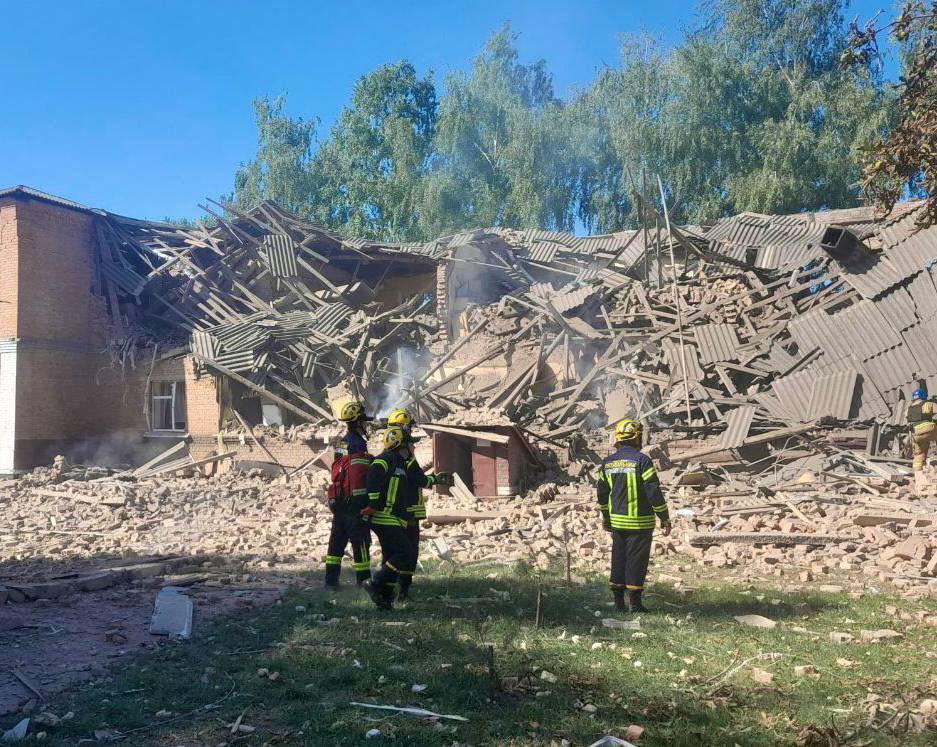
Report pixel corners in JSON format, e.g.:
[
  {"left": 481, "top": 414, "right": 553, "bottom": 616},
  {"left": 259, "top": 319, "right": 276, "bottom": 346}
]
[
  {"left": 793, "top": 665, "right": 818, "bottom": 677},
  {"left": 859, "top": 629, "right": 903, "bottom": 643},
  {"left": 749, "top": 667, "right": 775, "bottom": 685},
  {"left": 150, "top": 587, "right": 193, "bottom": 638},
  {"left": 1, "top": 718, "right": 29, "bottom": 742},
  {"left": 829, "top": 631, "right": 854, "bottom": 644},
  {"left": 602, "top": 618, "right": 641, "bottom": 630},
  {"left": 587, "top": 737, "right": 637, "bottom": 747},
  {"left": 734, "top": 614, "right": 777, "bottom": 629}
]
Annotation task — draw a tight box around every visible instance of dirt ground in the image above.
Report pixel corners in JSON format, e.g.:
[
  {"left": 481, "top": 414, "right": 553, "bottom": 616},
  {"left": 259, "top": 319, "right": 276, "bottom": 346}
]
[{"left": 0, "top": 572, "right": 289, "bottom": 717}]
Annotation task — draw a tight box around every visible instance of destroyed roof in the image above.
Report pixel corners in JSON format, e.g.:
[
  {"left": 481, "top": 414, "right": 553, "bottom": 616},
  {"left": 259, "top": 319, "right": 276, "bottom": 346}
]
[
  {"left": 58, "top": 188, "right": 937, "bottom": 438},
  {"left": 0, "top": 185, "right": 99, "bottom": 214}
]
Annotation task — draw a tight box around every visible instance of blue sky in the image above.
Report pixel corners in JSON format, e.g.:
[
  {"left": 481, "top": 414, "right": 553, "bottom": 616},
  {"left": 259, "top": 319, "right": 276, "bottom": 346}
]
[{"left": 1, "top": 1, "right": 896, "bottom": 220}]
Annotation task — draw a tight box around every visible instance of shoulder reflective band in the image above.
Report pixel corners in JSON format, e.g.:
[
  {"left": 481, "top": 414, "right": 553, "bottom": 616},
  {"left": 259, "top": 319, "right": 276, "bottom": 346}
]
[
  {"left": 641, "top": 466, "right": 657, "bottom": 481},
  {"left": 372, "top": 459, "right": 388, "bottom": 469}
]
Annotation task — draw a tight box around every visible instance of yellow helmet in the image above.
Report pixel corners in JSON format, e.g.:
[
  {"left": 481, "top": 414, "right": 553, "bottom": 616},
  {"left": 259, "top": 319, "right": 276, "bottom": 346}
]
[
  {"left": 383, "top": 426, "right": 406, "bottom": 450},
  {"left": 338, "top": 400, "right": 365, "bottom": 423},
  {"left": 387, "top": 408, "right": 414, "bottom": 428},
  {"left": 614, "top": 418, "right": 642, "bottom": 445}
]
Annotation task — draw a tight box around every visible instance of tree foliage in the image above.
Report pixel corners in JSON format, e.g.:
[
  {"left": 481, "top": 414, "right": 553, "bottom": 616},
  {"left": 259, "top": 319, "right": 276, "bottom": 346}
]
[
  {"left": 845, "top": 2, "right": 937, "bottom": 224},
  {"left": 234, "top": 3, "right": 896, "bottom": 238}
]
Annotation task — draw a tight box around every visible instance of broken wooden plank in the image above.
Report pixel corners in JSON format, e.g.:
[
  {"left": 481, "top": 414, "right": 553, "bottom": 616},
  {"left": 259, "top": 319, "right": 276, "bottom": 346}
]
[{"left": 689, "top": 532, "right": 848, "bottom": 547}]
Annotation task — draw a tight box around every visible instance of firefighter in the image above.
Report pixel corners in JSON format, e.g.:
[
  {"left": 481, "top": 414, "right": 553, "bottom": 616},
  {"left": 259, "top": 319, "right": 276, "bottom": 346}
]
[
  {"left": 385, "top": 408, "right": 452, "bottom": 602},
  {"left": 324, "top": 401, "right": 374, "bottom": 589},
  {"left": 597, "top": 418, "right": 671, "bottom": 613},
  {"left": 907, "top": 387, "right": 937, "bottom": 473},
  {"left": 360, "top": 425, "right": 418, "bottom": 610}
]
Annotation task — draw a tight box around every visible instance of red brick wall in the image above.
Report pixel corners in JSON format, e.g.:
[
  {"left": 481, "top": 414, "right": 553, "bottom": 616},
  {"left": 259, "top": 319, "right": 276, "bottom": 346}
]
[
  {"left": 0, "top": 200, "right": 20, "bottom": 338},
  {"left": 5, "top": 198, "right": 149, "bottom": 468}
]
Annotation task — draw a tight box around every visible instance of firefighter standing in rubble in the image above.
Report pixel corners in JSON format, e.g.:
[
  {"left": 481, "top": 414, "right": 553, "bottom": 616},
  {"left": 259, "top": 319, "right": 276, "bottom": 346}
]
[
  {"left": 360, "top": 425, "right": 419, "bottom": 610},
  {"left": 596, "top": 419, "right": 671, "bottom": 613},
  {"left": 324, "top": 401, "right": 374, "bottom": 588},
  {"left": 385, "top": 408, "right": 452, "bottom": 602},
  {"left": 907, "top": 387, "right": 937, "bottom": 473}
]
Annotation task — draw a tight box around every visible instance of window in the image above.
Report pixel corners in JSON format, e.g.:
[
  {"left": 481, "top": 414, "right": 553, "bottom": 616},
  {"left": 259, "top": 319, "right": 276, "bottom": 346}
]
[{"left": 151, "top": 381, "right": 187, "bottom": 431}]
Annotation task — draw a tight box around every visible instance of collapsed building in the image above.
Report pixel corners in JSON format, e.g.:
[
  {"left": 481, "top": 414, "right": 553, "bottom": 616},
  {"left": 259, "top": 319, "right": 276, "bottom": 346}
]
[
  {"left": 2, "top": 184, "right": 937, "bottom": 599},
  {"left": 2, "top": 184, "right": 937, "bottom": 492}
]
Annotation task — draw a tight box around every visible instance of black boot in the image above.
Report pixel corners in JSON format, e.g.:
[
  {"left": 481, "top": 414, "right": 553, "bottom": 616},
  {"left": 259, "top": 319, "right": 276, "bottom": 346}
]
[
  {"left": 361, "top": 579, "right": 393, "bottom": 610},
  {"left": 382, "top": 584, "right": 397, "bottom": 609},
  {"left": 325, "top": 564, "right": 340, "bottom": 589},
  {"left": 613, "top": 589, "right": 626, "bottom": 611},
  {"left": 628, "top": 589, "right": 648, "bottom": 613},
  {"left": 397, "top": 576, "right": 411, "bottom": 603}
]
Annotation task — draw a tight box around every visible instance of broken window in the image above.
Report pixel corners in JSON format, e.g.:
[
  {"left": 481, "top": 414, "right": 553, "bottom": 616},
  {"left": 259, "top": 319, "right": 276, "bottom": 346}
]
[{"left": 151, "top": 381, "right": 187, "bottom": 431}]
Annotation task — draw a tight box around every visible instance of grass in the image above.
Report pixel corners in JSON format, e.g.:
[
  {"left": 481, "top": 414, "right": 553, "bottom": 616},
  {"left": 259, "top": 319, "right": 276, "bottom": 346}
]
[{"left": 23, "top": 560, "right": 937, "bottom": 746}]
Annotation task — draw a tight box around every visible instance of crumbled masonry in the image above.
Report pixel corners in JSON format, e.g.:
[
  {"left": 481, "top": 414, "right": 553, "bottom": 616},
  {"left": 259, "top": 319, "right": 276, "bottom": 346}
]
[{"left": 3, "top": 197, "right": 937, "bottom": 599}]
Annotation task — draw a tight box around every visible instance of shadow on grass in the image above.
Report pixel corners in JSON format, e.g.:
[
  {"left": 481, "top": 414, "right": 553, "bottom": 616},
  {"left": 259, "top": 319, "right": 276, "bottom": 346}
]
[{"left": 27, "top": 563, "right": 869, "bottom": 747}]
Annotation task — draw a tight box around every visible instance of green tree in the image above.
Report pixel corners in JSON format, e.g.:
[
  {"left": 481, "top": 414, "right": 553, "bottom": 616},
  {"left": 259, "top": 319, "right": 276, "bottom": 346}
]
[
  {"left": 309, "top": 62, "right": 437, "bottom": 240},
  {"left": 234, "top": 96, "right": 317, "bottom": 215},
  {"left": 845, "top": 2, "right": 937, "bottom": 224},
  {"left": 422, "top": 24, "right": 581, "bottom": 236}
]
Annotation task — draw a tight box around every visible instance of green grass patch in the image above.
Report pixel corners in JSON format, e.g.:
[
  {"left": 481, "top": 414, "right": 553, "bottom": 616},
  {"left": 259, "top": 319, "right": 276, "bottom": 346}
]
[{"left": 25, "top": 561, "right": 937, "bottom": 746}]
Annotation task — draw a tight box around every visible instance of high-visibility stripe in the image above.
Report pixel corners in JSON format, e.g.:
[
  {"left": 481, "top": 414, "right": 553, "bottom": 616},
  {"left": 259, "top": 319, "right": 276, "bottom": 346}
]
[
  {"left": 626, "top": 584, "right": 644, "bottom": 590},
  {"left": 350, "top": 459, "right": 371, "bottom": 465},
  {"left": 652, "top": 504, "right": 668, "bottom": 513},
  {"left": 609, "top": 515, "right": 655, "bottom": 529},
  {"left": 627, "top": 472, "right": 637, "bottom": 517},
  {"left": 352, "top": 489, "right": 367, "bottom": 495},
  {"left": 368, "top": 492, "right": 380, "bottom": 501},
  {"left": 352, "top": 561, "right": 370, "bottom": 571},
  {"left": 386, "top": 477, "right": 399, "bottom": 511},
  {"left": 641, "top": 467, "right": 657, "bottom": 481},
  {"left": 371, "top": 515, "right": 407, "bottom": 527},
  {"left": 325, "top": 555, "right": 342, "bottom": 565},
  {"left": 372, "top": 459, "right": 388, "bottom": 469},
  {"left": 360, "top": 544, "right": 370, "bottom": 562}
]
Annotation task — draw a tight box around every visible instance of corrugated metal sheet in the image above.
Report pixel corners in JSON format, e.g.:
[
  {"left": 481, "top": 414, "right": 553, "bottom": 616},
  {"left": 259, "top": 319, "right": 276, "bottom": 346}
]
[
  {"left": 661, "top": 340, "right": 704, "bottom": 383},
  {"left": 873, "top": 286, "right": 918, "bottom": 331},
  {"left": 861, "top": 345, "right": 919, "bottom": 392},
  {"left": 752, "top": 390, "right": 792, "bottom": 420},
  {"left": 878, "top": 206, "right": 925, "bottom": 247},
  {"left": 771, "top": 370, "right": 815, "bottom": 422},
  {"left": 907, "top": 269, "right": 937, "bottom": 321},
  {"left": 885, "top": 226, "right": 937, "bottom": 280},
  {"left": 833, "top": 252, "right": 902, "bottom": 299},
  {"left": 749, "top": 342, "right": 797, "bottom": 373},
  {"left": 788, "top": 309, "right": 852, "bottom": 362},
  {"left": 261, "top": 234, "right": 299, "bottom": 278},
  {"left": 527, "top": 242, "right": 559, "bottom": 263},
  {"left": 551, "top": 287, "right": 594, "bottom": 314},
  {"left": 834, "top": 300, "right": 903, "bottom": 360},
  {"left": 720, "top": 405, "right": 755, "bottom": 448},
  {"left": 902, "top": 317, "right": 937, "bottom": 375},
  {"left": 694, "top": 323, "right": 741, "bottom": 364},
  {"left": 806, "top": 369, "right": 857, "bottom": 420}
]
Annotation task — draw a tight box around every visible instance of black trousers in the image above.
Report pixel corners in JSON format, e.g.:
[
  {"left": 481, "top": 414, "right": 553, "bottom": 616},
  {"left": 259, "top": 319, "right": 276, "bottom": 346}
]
[
  {"left": 370, "top": 523, "right": 417, "bottom": 587},
  {"left": 397, "top": 521, "right": 421, "bottom": 592},
  {"left": 610, "top": 529, "right": 654, "bottom": 590},
  {"left": 325, "top": 512, "right": 372, "bottom": 585}
]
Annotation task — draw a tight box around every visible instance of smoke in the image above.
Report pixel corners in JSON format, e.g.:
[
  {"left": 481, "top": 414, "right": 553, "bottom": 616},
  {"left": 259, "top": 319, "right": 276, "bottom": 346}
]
[
  {"left": 372, "top": 346, "right": 428, "bottom": 418},
  {"left": 51, "top": 429, "right": 155, "bottom": 469}
]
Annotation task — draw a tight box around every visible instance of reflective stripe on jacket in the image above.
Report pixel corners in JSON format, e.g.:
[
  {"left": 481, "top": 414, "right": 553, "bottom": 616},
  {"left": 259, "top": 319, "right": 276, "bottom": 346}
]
[
  {"left": 596, "top": 444, "right": 668, "bottom": 530},
  {"left": 365, "top": 449, "right": 410, "bottom": 527},
  {"left": 405, "top": 458, "right": 435, "bottom": 520},
  {"left": 908, "top": 399, "right": 937, "bottom": 432}
]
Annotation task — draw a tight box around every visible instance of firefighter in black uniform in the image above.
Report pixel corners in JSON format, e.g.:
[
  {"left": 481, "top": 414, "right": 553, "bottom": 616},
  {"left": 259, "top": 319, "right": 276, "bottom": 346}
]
[
  {"left": 597, "top": 418, "right": 671, "bottom": 613},
  {"left": 385, "top": 408, "right": 452, "bottom": 602},
  {"left": 361, "top": 426, "right": 418, "bottom": 610},
  {"left": 324, "top": 401, "right": 374, "bottom": 588}
]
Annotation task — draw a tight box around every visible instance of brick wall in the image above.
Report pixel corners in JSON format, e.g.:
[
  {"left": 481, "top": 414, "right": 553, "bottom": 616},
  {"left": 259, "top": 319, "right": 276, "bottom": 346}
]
[
  {"left": 3, "top": 197, "right": 151, "bottom": 469},
  {"left": 0, "top": 200, "right": 20, "bottom": 338}
]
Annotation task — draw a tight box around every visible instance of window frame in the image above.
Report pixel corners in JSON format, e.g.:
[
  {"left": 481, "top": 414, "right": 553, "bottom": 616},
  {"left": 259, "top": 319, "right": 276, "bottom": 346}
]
[{"left": 150, "top": 381, "right": 187, "bottom": 433}]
